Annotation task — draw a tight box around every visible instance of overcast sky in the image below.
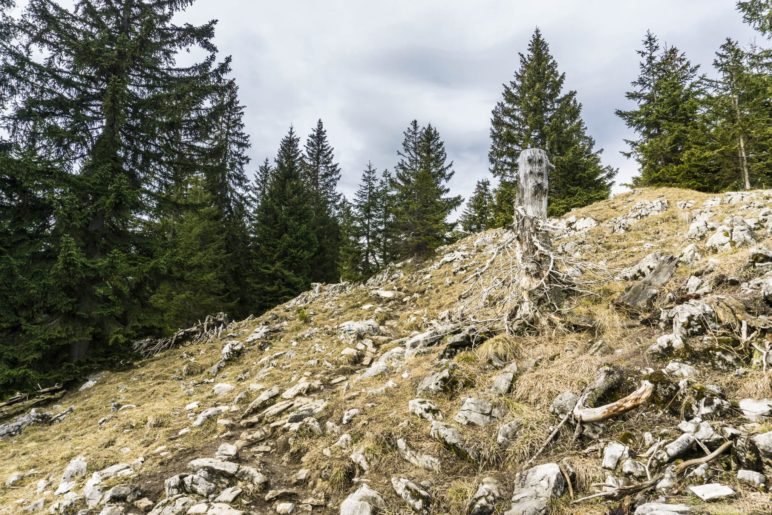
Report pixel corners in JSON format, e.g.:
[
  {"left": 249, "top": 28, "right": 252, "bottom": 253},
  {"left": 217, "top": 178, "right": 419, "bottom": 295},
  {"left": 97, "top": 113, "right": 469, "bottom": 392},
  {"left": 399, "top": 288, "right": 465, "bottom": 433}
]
[{"left": 18, "top": 1, "right": 762, "bottom": 202}]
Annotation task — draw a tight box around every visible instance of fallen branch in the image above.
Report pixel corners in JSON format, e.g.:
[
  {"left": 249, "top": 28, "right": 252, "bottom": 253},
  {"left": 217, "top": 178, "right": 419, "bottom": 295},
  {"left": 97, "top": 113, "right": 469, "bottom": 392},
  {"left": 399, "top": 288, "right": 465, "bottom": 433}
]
[
  {"left": 526, "top": 409, "right": 572, "bottom": 466},
  {"left": 573, "top": 380, "right": 654, "bottom": 423},
  {"left": 572, "top": 440, "right": 734, "bottom": 505},
  {"left": 674, "top": 440, "right": 733, "bottom": 474}
]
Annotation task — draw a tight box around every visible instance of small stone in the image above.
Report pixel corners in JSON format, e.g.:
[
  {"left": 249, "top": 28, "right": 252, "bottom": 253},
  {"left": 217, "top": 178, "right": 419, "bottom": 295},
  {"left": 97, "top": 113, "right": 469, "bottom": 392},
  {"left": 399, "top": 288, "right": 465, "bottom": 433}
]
[
  {"left": 454, "top": 397, "right": 502, "bottom": 427},
  {"left": 215, "top": 486, "right": 242, "bottom": 503},
  {"left": 213, "top": 383, "right": 235, "bottom": 396},
  {"left": 602, "top": 441, "right": 628, "bottom": 470},
  {"left": 621, "top": 459, "right": 647, "bottom": 479},
  {"left": 215, "top": 443, "right": 239, "bottom": 460},
  {"left": 275, "top": 502, "right": 295, "bottom": 514},
  {"left": 687, "top": 483, "right": 735, "bottom": 501},
  {"left": 737, "top": 469, "right": 766, "bottom": 489},
  {"left": 133, "top": 498, "right": 154, "bottom": 512},
  {"left": 408, "top": 399, "right": 442, "bottom": 421},
  {"left": 634, "top": 503, "right": 691, "bottom": 515},
  {"left": 340, "top": 484, "right": 386, "bottom": 515},
  {"left": 341, "top": 408, "right": 360, "bottom": 425},
  {"left": 391, "top": 476, "right": 431, "bottom": 512},
  {"left": 468, "top": 477, "right": 502, "bottom": 515},
  {"left": 739, "top": 398, "right": 772, "bottom": 422}
]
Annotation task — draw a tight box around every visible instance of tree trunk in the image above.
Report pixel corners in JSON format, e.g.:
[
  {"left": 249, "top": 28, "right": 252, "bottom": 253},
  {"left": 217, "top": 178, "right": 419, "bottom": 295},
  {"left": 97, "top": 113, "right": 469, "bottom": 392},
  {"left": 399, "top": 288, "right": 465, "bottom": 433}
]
[
  {"left": 514, "top": 148, "right": 552, "bottom": 291},
  {"left": 507, "top": 148, "right": 555, "bottom": 329},
  {"left": 732, "top": 95, "right": 751, "bottom": 190}
]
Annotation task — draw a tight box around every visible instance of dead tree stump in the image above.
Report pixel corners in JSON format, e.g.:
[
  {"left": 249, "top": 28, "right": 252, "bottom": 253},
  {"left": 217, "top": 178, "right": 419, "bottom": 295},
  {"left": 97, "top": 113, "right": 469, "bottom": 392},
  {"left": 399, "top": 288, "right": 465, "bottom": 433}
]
[{"left": 508, "top": 148, "right": 557, "bottom": 330}]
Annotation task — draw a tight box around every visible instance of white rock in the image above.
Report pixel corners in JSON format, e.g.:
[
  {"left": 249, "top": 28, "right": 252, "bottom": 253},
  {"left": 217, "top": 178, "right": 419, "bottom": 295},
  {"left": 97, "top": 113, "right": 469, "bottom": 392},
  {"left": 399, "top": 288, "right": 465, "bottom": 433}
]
[
  {"left": 408, "top": 399, "right": 442, "bottom": 421},
  {"left": 454, "top": 398, "right": 502, "bottom": 427},
  {"left": 193, "top": 406, "right": 226, "bottom": 427},
  {"left": 391, "top": 476, "right": 431, "bottom": 512},
  {"left": 687, "top": 483, "right": 735, "bottom": 501},
  {"left": 505, "top": 463, "right": 565, "bottom": 515},
  {"left": 275, "top": 502, "right": 295, "bottom": 514},
  {"left": 396, "top": 438, "right": 440, "bottom": 472},
  {"left": 664, "top": 361, "right": 696, "bottom": 378},
  {"left": 739, "top": 398, "right": 772, "bottom": 422},
  {"left": 55, "top": 456, "right": 87, "bottom": 495},
  {"left": 341, "top": 408, "right": 360, "bottom": 425},
  {"left": 634, "top": 503, "right": 691, "bottom": 514},
  {"left": 602, "top": 441, "right": 629, "bottom": 470},
  {"left": 751, "top": 431, "right": 772, "bottom": 458},
  {"left": 215, "top": 443, "right": 239, "bottom": 460},
  {"left": 737, "top": 469, "right": 766, "bottom": 488},
  {"left": 340, "top": 484, "right": 386, "bottom": 515},
  {"left": 213, "top": 383, "right": 235, "bottom": 396}
]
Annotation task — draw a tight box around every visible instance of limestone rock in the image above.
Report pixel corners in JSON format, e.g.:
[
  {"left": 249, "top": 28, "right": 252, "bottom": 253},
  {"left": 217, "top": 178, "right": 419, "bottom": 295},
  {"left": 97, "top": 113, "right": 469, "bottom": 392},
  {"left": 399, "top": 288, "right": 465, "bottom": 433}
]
[
  {"left": 489, "top": 363, "right": 518, "bottom": 395},
  {"left": 468, "top": 477, "right": 502, "bottom": 515},
  {"left": 391, "top": 476, "right": 431, "bottom": 512},
  {"left": 55, "top": 455, "right": 87, "bottom": 495},
  {"left": 396, "top": 438, "right": 440, "bottom": 472},
  {"left": 339, "top": 484, "right": 385, "bottom": 515},
  {"left": 739, "top": 398, "right": 772, "bottom": 422},
  {"left": 737, "top": 469, "right": 766, "bottom": 489},
  {"left": 602, "top": 441, "right": 628, "bottom": 470},
  {"left": 454, "top": 397, "right": 502, "bottom": 427},
  {"left": 634, "top": 503, "right": 691, "bottom": 515},
  {"left": 504, "top": 463, "right": 565, "bottom": 515},
  {"left": 408, "top": 398, "right": 443, "bottom": 421},
  {"left": 429, "top": 421, "right": 478, "bottom": 461},
  {"left": 687, "top": 483, "right": 735, "bottom": 501}
]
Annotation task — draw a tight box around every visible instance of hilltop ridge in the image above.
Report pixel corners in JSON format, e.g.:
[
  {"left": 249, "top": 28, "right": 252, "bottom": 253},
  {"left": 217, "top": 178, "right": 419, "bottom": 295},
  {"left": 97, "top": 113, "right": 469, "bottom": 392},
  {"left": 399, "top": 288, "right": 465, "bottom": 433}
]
[{"left": 1, "top": 188, "right": 771, "bottom": 515}]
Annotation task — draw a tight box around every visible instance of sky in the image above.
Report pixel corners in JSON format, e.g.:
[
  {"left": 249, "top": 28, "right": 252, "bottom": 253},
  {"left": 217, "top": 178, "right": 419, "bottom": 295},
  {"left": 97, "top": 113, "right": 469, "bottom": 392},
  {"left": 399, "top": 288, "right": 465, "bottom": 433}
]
[{"left": 14, "top": 1, "right": 762, "bottom": 202}]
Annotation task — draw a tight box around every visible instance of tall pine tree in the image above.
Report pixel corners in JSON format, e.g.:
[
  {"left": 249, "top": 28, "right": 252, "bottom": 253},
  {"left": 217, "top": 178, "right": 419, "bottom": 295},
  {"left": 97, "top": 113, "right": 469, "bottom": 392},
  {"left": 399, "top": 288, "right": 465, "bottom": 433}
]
[
  {"left": 303, "top": 119, "right": 342, "bottom": 283},
  {"left": 459, "top": 179, "right": 494, "bottom": 233},
  {"left": 617, "top": 32, "right": 705, "bottom": 188},
  {"left": 489, "top": 28, "right": 615, "bottom": 218},
  {"left": 391, "top": 121, "right": 462, "bottom": 259},
  {"left": 0, "top": 0, "right": 220, "bottom": 377},
  {"left": 351, "top": 162, "right": 383, "bottom": 278},
  {"left": 252, "top": 128, "right": 318, "bottom": 311}
]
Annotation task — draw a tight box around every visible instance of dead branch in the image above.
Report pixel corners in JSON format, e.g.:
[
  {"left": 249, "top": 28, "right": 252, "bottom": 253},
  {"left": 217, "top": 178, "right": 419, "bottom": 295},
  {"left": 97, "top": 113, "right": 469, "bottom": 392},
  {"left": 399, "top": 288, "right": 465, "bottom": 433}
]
[
  {"left": 526, "top": 409, "right": 572, "bottom": 466},
  {"left": 132, "top": 312, "right": 229, "bottom": 358},
  {"left": 674, "top": 440, "right": 733, "bottom": 474},
  {"left": 573, "top": 380, "right": 654, "bottom": 423}
]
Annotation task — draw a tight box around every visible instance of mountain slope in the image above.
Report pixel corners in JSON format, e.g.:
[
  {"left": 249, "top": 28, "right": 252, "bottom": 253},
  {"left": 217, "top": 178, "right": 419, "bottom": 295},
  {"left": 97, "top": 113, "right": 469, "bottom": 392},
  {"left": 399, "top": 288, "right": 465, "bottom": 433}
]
[{"left": 1, "top": 188, "right": 770, "bottom": 515}]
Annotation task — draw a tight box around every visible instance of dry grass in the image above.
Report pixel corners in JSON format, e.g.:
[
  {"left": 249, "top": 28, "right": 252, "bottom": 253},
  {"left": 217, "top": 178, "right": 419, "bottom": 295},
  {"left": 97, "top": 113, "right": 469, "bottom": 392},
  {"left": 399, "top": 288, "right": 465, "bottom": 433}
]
[{"left": 1, "top": 188, "right": 770, "bottom": 513}]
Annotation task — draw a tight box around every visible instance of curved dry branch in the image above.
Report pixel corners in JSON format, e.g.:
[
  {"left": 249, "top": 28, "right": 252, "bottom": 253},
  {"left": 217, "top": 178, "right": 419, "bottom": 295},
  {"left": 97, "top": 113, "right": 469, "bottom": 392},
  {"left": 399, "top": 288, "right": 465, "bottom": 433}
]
[{"left": 573, "top": 380, "right": 654, "bottom": 423}]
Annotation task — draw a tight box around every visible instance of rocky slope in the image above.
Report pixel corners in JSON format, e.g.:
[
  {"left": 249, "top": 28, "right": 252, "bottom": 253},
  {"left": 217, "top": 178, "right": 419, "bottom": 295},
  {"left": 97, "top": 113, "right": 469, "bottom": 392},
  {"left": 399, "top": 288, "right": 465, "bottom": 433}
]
[{"left": 0, "top": 188, "right": 771, "bottom": 515}]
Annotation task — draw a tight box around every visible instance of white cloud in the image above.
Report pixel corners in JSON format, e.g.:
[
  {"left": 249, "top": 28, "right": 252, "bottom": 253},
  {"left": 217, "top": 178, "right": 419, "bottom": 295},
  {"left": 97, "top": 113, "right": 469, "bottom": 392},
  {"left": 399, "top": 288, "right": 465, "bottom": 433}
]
[{"left": 17, "top": 1, "right": 761, "bottom": 200}]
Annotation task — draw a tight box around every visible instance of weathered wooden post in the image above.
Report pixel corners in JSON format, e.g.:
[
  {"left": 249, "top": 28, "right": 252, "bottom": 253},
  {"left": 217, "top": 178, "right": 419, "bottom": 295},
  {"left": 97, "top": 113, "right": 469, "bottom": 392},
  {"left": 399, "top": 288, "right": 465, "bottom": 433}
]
[{"left": 509, "top": 148, "right": 555, "bottom": 329}]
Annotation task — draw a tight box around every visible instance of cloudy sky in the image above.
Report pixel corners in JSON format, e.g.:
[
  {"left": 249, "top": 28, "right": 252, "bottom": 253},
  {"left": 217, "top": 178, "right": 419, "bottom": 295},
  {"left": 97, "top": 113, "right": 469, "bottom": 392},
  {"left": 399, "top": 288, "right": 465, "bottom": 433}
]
[{"left": 20, "top": 1, "right": 762, "bottom": 202}]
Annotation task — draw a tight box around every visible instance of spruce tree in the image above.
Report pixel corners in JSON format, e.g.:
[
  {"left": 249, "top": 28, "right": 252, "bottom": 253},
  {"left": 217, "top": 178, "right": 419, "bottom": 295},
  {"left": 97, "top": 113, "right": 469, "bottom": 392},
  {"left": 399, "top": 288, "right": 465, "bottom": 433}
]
[
  {"left": 617, "top": 32, "right": 705, "bottom": 188},
  {"left": 0, "top": 0, "right": 221, "bottom": 386},
  {"left": 376, "top": 169, "right": 398, "bottom": 267},
  {"left": 252, "top": 128, "right": 318, "bottom": 311},
  {"left": 391, "top": 121, "right": 462, "bottom": 259},
  {"left": 489, "top": 28, "right": 615, "bottom": 218},
  {"left": 303, "top": 119, "right": 342, "bottom": 283},
  {"left": 459, "top": 179, "right": 494, "bottom": 233},
  {"left": 737, "top": 0, "right": 771, "bottom": 35},
  {"left": 338, "top": 199, "right": 364, "bottom": 282},
  {"left": 149, "top": 176, "right": 231, "bottom": 333},
  {"left": 352, "top": 162, "right": 383, "bottom": 278},
  {"left": 689, "top": 39, "right": 772, "bottom": 190}
]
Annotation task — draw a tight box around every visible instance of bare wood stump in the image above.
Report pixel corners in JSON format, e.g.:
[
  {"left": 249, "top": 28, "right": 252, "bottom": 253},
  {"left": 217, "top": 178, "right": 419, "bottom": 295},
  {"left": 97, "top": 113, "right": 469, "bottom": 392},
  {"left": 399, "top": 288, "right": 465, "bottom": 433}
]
[{"left": 508, "top": 148, "right": 557, "bottom": 330}]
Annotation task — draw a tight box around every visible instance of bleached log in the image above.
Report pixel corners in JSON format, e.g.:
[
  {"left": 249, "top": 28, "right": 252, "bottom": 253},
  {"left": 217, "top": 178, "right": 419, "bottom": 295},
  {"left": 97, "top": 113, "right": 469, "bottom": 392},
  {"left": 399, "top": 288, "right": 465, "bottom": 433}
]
[{"left": 573, "top": 380, "right": 654, "bottom": 423}]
